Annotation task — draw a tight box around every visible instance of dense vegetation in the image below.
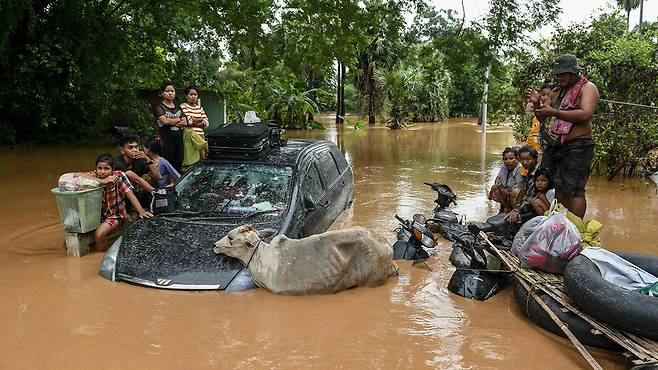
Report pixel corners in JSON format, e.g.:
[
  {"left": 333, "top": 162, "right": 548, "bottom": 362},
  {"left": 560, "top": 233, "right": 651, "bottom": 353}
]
[
  {"left": 1, "top": 0, "right": 656, "bottom": 178},
  {"left": 0, "top": 0, "right": 556, "bottom": 142},
  {"left": 506, "top": 13, "right": 658, "bottom": 178}
]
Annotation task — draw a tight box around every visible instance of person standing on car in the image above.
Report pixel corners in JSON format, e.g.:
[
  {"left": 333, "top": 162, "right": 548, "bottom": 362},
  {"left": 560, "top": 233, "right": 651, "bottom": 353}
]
[
  {"left": 154, "top": 80, "right": 186, "bottom": 172},
  {"left": 180, "top": 85, "right": 209, "bottom": 171}
]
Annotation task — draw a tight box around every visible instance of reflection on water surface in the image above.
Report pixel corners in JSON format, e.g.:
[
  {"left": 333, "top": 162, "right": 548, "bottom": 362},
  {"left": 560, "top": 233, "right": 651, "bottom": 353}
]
[{"left": 1, "top": 117, "right": 654, "bottom": 369}]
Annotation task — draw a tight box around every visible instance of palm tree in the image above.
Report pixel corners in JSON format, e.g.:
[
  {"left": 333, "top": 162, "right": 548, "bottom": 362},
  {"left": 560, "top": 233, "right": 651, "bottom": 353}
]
[
  {"left": 616, "top": 0, "right": 641, "bottom": 31},
  {"left": 354, "top": 0, "right": 405, "bottom": 125},
  {"left": 374, "top": 67, "right": 421, "bottom": 129}
]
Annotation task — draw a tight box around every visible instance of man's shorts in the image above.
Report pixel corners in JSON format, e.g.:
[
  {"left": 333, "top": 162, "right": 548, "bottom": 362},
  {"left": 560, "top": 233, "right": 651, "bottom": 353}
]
[{"left": 549, "top": 138, "right": 595, "bottom": 198}]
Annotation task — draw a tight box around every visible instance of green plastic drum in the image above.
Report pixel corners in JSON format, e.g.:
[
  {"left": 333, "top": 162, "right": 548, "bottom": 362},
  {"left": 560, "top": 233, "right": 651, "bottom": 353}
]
[{"left": 51, "top": 187, "right": 103, "bottom": 233}]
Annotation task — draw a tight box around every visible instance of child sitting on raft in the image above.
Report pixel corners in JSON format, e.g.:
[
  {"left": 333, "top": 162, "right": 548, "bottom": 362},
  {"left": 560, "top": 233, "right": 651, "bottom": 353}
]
[
  {"left": 530, "top": 168, "right": 555, "bottom": 216},
  {"left": 489, "top": 147, "right": 523, "bottom": 213},
  {"left": 78, "top": 153, "right": 152, "bottom": 251}
]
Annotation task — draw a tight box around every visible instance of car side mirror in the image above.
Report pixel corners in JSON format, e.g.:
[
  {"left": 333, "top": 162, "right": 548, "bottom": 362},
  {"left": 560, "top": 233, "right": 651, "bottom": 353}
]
[{"left": 303, "top": 195, "right": 316, "bottom": 212}]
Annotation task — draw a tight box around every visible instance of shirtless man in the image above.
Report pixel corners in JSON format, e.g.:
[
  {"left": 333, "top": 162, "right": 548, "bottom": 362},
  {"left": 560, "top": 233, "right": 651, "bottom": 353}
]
[{"left": 527, "top": 55, "right": 600, "bottom": 219}]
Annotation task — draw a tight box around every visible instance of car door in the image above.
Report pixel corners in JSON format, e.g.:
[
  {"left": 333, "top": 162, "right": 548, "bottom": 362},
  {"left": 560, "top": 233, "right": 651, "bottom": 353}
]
[
  {"left": 315, "top": 149, "right": 344, "bottom": 226},
  {"left": 299, "top": 160, "right": 328, "bottom": 236},
  {"left": 330, "top": 146, "right": 354, "bottom": 209}
]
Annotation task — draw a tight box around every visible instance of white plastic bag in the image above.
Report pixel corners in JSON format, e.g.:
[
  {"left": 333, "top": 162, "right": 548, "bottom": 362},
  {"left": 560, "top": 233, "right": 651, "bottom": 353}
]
[
  {"left": 58, "top": 173, "right": 101, "bottom": 192},
  {"left": 518, "top": 201, "right": 582, "bottom": 274},
  {"left": 511, "top": 215, "right": 547, "bottom": 257}
]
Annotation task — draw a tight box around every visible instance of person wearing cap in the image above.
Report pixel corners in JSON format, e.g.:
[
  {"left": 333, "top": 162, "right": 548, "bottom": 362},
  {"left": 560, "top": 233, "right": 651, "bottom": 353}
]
[{"left": 526, "top": 55, "right": 599, "bottom": 219}]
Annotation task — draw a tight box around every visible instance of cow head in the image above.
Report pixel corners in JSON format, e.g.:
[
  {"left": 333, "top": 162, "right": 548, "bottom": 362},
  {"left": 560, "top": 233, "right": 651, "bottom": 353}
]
[{"left": 214, "top": 225, "right": 277, "bottom": 263}]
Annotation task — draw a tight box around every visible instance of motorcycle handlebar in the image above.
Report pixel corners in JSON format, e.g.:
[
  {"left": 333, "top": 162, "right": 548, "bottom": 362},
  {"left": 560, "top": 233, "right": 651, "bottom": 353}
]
[{"left": 394, "top": 214, "right": 405, "bottom": 223}]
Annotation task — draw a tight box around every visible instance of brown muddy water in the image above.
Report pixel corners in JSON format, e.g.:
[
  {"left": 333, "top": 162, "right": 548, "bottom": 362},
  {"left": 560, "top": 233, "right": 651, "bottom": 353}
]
[{"left": 1, "top": 118, "right": 656, "bottom": 369}]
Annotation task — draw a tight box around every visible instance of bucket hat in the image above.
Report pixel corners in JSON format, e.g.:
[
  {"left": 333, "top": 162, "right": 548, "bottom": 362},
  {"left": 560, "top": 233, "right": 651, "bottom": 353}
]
[{"left": 551, "top": 55, "right": 581, "bottom": 75}]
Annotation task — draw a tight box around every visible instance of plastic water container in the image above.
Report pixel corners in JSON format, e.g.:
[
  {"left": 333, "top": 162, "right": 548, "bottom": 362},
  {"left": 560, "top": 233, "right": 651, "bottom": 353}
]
[{"left": 51, "top": 187, "right": 103, "bottom": 233}]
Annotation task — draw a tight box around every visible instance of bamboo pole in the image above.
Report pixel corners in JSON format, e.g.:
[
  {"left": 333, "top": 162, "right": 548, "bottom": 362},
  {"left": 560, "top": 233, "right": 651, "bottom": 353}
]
[
  {"left": 478, "top": 233, "right": 600, "bottom": 368},
  {"left": 516, "top": 278, "right": 603, "bottom": 370},
  {"left": 480, "top": 232, "right": 658, "bottom": 363}
]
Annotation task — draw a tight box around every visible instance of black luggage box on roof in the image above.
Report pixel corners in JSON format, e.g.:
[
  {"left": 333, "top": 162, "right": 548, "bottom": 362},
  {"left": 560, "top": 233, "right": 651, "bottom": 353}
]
[{"left": 207, "top": 123, "right": 271, "bottom": 159}]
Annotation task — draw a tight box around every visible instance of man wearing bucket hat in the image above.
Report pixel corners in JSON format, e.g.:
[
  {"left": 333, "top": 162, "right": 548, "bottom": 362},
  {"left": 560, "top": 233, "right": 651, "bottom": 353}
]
[{"left": 526, "top": 54, "right": 599, "bottom": 219}]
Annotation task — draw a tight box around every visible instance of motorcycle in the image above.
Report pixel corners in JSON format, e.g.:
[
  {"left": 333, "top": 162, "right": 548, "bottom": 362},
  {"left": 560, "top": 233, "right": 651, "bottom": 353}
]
[
  {"left": 424, "top": 182, "right": 459, "bottom": 228},
  {"left": 420, "top": 181, "right": 514, "bottom": 301},
  {"left": 392, "top": 214, "right": 436, "bottom": 261}
]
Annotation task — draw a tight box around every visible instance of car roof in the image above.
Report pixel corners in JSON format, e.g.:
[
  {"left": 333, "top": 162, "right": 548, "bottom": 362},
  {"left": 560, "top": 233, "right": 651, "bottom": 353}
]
[{"left": 204, "top": 139, "right": 334, "bottom": 167}]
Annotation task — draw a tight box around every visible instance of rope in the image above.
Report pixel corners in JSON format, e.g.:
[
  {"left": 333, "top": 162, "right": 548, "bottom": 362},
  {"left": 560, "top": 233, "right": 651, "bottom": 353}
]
[
  {"left": 599, "top": 99, "right": 658, "bottom": 110},
  {"left": 454, "top": 267, "right": 513, "bottom": 273},
  {"left": 221, "top": 238, "right": 261, "bottom": 290},
  {"left": 523, "top": 279, "right": 563, "bottom": 314},
  {"left": 245, "top": 239, "right": 261, "bottom": 268}
]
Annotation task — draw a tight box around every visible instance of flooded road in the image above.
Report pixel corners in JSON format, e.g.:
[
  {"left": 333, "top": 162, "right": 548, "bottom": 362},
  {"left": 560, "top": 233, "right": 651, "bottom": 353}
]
[{"left": 1, "top": 118, "right": 656, "bottom": 369}]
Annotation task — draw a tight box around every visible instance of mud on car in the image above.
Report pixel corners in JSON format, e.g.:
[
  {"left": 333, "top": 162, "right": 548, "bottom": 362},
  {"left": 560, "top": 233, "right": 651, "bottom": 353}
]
[{"left": 100, "top": 124, "right": 354, "bottom": 291}]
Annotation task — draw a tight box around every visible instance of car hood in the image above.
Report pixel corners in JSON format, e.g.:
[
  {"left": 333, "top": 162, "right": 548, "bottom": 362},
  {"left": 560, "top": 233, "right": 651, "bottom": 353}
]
[{"left": 115, "top": 215, "right": 281, "bottom": 290}]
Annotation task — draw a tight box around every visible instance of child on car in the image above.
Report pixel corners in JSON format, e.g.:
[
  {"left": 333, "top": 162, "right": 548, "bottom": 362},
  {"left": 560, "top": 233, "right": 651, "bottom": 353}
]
[
  {"left": 78, "top": 153, "right": 152, "bottom": 251},
  {"left": 144, "top": 137, "right": 181, "bottom": 188}
]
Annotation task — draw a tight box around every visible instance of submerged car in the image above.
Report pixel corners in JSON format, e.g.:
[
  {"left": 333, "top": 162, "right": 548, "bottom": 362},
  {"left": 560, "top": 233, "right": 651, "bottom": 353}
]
[{"left": 99, "top": 139, "right": 354, "bottom": 291}]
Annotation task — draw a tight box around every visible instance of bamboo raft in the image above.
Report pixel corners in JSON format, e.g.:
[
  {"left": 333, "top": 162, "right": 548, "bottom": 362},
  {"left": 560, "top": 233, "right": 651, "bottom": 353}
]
[{"left": 480, "top": 232, "right": 658, "bottom": 369}]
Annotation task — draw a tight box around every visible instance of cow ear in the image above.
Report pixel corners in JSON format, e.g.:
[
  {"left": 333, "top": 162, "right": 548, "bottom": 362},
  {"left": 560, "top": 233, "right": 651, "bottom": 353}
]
[
  {"left": 244, "top": 230, "right": 261, "bottom": 249},
  {"left": 257, "top": 228, "right": 277, "bottom": 239}
]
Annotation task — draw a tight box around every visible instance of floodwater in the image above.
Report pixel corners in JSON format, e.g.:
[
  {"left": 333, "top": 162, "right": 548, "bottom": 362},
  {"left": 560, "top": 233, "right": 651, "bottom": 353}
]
[{"left": 1, "top": 118, "right": 656, "bottom": 369}]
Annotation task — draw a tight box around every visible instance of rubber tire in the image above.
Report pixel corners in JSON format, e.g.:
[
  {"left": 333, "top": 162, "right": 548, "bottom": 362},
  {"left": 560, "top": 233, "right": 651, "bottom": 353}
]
[
  {"left": 514, "top": 282, "right": 622, "bottom": 351},
  {"left": 564, "top": 251, "right": 658, "bottom": 340}
]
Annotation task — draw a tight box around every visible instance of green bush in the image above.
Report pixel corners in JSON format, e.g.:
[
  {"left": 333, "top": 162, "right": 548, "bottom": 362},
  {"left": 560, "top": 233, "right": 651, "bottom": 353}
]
[{"left": 593, "top": 108, "right": 658, "bottom": 179}]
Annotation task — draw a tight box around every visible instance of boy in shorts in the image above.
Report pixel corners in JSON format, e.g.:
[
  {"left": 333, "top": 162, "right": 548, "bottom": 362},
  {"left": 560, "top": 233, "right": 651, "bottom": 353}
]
[{"left": 78, "top": 153, "right": 153, "bottom": 251}]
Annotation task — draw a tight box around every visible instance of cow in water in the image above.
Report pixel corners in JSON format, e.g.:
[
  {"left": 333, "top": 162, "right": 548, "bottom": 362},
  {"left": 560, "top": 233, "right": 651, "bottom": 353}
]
[{"left": 214, "top": 225, "right": 398, "bottom": 295}]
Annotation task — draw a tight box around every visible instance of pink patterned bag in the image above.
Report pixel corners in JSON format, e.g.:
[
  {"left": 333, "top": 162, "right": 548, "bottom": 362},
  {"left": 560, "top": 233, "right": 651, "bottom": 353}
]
[{"left": 518, "top": 203, "right": 582, "bottom": 274}]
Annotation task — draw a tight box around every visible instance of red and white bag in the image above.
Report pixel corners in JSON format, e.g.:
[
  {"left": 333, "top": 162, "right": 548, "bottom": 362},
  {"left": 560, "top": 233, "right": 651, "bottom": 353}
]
[{"left": 518, "top": 201, "right": 582, "bottom": 274}]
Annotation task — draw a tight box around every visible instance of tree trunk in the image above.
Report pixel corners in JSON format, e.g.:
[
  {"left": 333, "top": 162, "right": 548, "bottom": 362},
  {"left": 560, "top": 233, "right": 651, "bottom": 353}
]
[
  {"left": 307, "top": 72, "right": 315, "bottom": 122},
  {"left": 480, "top": 64, "right": 491, "bottom": 134},
  {"left": 639, "top": 0, "right": 644, "bottom": 33},
  {"left": 335, "top": 60, "right": 342, "bottom": 124},
  {"left": 626, "top": 10, "right": 630, "bottom": 31},
  {"left": 368, "top": 67, "right": 376, "bottom": 125},
  {"left": 339, "top": 62, "right": 346, "bottom": 122},
  {"left": 457, "top": 0, "right": 466, "bottom": 36}
]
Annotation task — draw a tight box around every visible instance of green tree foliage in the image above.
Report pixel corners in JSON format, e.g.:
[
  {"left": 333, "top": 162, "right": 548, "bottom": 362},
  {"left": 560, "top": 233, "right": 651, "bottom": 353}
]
[
  {"left": 0, "top": 0, "right": 239, "bottom": 145},
  {"left": 374, "top": 66, "right": 420, "bottom": 129},
  {"left": 353, "top": 0, "right": 407, "bottom": 125},
  {"left": 403, "top": 44, "right": 451, "bottom": 122},
  {"left": 616, "top": 0, "right": 641, "bottom": 31},
  {"left": 9, "top": 0, "right": 653, "bottom": 163}
]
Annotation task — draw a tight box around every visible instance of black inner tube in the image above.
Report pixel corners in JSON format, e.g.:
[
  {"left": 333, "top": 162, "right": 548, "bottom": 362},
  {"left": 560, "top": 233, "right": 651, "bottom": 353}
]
[
  {"left": 564, "top": 251, "right": 658, "bottom": 340},
  {"left": 514, "top": 282, "right": 622, "bottom": 351}
]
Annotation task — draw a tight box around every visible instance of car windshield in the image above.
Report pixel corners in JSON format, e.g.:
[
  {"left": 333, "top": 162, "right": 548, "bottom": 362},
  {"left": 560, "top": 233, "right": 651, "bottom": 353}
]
[{"left": 175, "top": 163, "right": 294, "bottom": 214}]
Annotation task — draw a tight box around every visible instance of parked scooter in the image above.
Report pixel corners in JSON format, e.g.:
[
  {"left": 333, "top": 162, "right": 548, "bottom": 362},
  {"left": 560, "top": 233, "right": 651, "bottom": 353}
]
[
  {"left": 392, "top": 214, "right": 436, "bottom": 260},
  {"left": 420, "top": 181, "right": 513, "bottom": 300},
  {"left": 425, "top": 182, "right": 459, "bottom": 229}
]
